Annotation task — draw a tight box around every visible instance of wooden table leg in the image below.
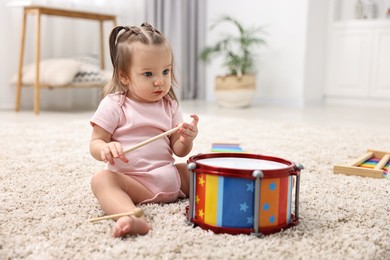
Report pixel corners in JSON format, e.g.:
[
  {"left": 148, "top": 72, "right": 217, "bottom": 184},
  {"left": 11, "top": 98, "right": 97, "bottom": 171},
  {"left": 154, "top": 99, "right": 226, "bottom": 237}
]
[
  {"left": 34, "top": 10, "right": 41, "bottom": 115},
  {"left": 100, "top": 18, "right": 117, "bottom": 70},
  {"left": 15, "top": 11, "right": 27, "bottom": 112}
]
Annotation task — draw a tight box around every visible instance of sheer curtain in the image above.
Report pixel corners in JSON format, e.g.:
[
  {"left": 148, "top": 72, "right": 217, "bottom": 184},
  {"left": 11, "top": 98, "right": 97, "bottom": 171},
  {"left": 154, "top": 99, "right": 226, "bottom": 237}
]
[{"left": 145, "top": 0, "right": 206, "bottom": 100}]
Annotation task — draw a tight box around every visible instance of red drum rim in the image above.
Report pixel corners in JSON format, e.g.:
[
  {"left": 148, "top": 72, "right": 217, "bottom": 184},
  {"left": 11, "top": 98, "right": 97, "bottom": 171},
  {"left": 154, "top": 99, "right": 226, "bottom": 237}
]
[
  {"left": 191, "top": 216, "right": 299, "bottom": 236},
  {"left": 186, "top": 205, "right": 299, "bottom": 236},
  {"left": 188, "top": 153, "right": 297, "bottom": 179}
]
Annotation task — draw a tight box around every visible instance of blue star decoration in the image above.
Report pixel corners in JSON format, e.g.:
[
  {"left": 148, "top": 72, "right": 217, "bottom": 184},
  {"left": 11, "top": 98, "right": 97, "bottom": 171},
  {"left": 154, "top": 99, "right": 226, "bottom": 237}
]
[
  {"left": 263, "top": 203, "right": 270, "bottom": 211},
  {"left": 269, "top": 215, "right": 276, "bottom": 224},
  {"left": 269, "top": 182, "right": 277, "bottom": 191},
  {"left": 247, "top": 216, "right": 254, "bottom": 225},
  {"left": 240, "top": 202, "right": 249, "bottom": 212},
  {"left": 246, "top": 182, "right": 254, "bottom": 192}
]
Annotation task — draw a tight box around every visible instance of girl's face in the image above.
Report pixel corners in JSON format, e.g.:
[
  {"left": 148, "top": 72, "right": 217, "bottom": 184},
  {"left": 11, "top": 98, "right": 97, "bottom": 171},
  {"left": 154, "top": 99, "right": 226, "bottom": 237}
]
[{"left": 122, "top": 42, "right": 173, "bottom": 103}]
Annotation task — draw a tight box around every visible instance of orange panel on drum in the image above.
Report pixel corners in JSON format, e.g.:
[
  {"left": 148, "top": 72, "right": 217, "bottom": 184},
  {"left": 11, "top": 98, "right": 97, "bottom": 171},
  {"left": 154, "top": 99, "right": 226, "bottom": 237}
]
[{"left": 259, "top": 178, "right": 280, "bottom": 227}]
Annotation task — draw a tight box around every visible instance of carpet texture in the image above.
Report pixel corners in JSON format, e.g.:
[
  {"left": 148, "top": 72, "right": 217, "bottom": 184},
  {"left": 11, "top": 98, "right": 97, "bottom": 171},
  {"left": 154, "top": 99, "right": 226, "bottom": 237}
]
[{"left": 1, "top": 111, "right": 389, "bottom": 259}]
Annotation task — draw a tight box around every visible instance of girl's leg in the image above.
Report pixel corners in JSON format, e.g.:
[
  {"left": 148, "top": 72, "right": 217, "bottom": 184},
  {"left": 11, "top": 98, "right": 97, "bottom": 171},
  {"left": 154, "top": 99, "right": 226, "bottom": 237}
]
[
  {"left": 175, "top": 163, "right": 190, "bottom": 197},
  {"left": 91, "top": 170, "right": 153, "bottom": 237}
]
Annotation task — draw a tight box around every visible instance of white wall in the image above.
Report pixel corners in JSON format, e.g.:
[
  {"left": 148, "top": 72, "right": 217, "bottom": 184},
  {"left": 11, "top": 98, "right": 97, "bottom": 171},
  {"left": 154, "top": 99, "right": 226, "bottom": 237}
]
[
  {"left": 0, "top": 1, "right": 22, "bottom": 110},
  {"left": 205, "top": 0, "right": 328, "bottom": 107},
  {"left": 0, "top": 0, "right": 145, "bottom": 111},
  {"left": 304, "top": 1, "right": 329, "bottom": 106}
]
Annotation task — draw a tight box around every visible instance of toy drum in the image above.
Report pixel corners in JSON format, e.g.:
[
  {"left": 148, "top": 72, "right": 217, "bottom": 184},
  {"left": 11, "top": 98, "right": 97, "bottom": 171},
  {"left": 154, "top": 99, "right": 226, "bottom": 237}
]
[{"left": 187, "top": 153, "right": 303, "bottom": 236}]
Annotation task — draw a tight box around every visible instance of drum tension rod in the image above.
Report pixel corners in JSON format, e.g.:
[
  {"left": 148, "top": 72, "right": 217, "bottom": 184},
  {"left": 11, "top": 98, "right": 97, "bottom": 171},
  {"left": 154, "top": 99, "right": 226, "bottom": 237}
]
[
  {"left": 294, "top": 163, "right": 304, "bottom": 222},
  {"left": 187, "top": 162, "right": 197, "bottom": 225},
  {"left": 251, "top": 170, "right": 264, "bottom": 237}
]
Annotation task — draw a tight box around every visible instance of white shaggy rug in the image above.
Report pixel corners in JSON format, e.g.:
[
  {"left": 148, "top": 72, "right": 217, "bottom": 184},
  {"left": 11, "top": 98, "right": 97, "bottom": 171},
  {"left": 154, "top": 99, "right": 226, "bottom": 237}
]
[{"left": 0, "top": 110, "right": 389, "bottom": 259}]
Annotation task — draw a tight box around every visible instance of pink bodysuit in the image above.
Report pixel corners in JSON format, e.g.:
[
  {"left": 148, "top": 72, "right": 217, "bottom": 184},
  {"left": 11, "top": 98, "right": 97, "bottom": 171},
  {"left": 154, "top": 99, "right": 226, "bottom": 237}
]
[{"left": 90, "top": 93, "right": 185, "bottom": 203}]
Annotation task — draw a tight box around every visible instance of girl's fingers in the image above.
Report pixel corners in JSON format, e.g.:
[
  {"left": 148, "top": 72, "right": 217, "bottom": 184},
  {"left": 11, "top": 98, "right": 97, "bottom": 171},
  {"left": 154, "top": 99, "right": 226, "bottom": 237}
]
[
  {"left": 100, "top": 150, "right": 108, "bottom": 163},
  {"left": 190, "top": 114, "right": 199, "bottom": 126},
  {"left": 120, "top": 157, "right": 129, "bottom": 163},
  {"left": 109, "top": 143, "right": 119, "bottom": 158},
  {"left": 114, "top": 143, "right": 129, "bottom": 163},
  {"left": 102, "top": 152, "right": 115, "bottom": 165},
  {"left": 179, "top": 122, "right": 198, "bottom": 139},
  {"left": 101, "top": 143, "right": 122, "bottom": 165}
]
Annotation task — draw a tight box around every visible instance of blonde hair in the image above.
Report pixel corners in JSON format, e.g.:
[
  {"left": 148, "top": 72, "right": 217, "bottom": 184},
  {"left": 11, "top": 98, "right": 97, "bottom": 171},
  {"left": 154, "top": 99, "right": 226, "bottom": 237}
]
[{"left": 103, "top": 22, "right": 178, "bottom": 101}]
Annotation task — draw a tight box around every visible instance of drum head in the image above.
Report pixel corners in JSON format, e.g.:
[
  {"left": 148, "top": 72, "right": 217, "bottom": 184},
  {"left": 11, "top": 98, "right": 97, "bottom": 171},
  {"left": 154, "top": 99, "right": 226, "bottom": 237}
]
[
  {"left": 196, "top": 157, "right": 288, "bottom": 170},
  {"left": 188, "top": 153, "right": 295, "bottom": 178}
]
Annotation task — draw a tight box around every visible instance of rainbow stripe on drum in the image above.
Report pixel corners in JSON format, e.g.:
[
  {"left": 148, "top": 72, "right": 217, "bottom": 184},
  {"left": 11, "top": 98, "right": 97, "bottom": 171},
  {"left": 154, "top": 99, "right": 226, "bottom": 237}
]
[
  {"left": 194, "top": 173, "right": 293, "bottom": 229},
  {"left": 195, "top": 173, "right": 254, "bottom": 228}
]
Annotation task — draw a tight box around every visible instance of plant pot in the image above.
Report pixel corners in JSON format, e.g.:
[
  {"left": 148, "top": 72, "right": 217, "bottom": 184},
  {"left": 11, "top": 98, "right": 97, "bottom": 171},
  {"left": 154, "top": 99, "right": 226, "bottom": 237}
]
[{"left": 215, "top": 74, "right": 256, "bottom": 108}]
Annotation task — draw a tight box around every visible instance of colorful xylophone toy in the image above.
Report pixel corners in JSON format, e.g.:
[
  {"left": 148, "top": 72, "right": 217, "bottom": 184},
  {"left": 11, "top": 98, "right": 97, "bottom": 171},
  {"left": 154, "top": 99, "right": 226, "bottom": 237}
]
[
  {"left": 211, "top": 142, "right": 245, "bottom": 153},
  {"left": 333, "top": 149, "right": 390, "bottom": 178}
]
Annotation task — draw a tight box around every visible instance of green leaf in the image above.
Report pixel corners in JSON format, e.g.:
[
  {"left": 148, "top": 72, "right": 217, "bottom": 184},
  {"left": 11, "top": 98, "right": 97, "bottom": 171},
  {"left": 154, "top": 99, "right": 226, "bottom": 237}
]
[{"left": 200, "top": 15, "right": 267, "bottom": 75}]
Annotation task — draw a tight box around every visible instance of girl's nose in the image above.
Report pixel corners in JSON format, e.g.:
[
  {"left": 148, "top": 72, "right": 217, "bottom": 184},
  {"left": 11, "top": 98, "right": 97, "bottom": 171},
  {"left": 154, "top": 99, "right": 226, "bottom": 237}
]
[{"left": 153, "top": 78, "right": 164, "bottom": 87}]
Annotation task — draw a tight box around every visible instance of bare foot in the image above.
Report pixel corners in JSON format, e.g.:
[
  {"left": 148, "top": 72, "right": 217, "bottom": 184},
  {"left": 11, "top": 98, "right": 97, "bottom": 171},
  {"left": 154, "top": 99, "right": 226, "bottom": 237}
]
[{"left": 112, "top": 216, "right": 151, "bottom": 237}]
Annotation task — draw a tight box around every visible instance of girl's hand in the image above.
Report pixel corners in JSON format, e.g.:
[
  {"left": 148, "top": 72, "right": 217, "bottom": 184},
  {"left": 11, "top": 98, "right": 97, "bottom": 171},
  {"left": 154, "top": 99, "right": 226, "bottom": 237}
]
[
  {"left": 178, "top": 114, "right": 199, "bottom": 144},
  {"left": 101, "top": 141, "right": 129, "bottom": 165}
]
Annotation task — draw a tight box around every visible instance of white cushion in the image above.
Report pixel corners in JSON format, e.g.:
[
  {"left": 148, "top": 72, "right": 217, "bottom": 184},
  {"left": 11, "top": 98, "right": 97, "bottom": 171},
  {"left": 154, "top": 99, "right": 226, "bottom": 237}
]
[
  {"left": 10, "top": 58, "right": 81, "bottom": 86},
  {"left": 71, "top": 55, "right": 110, "bottom": 84}
]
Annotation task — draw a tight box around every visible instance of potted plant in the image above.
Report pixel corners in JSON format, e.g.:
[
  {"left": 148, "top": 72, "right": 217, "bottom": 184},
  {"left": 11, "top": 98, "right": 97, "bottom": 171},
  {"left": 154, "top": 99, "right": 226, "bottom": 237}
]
[{"left": 200, "top": 15, "right": 266, "bottom": 108}]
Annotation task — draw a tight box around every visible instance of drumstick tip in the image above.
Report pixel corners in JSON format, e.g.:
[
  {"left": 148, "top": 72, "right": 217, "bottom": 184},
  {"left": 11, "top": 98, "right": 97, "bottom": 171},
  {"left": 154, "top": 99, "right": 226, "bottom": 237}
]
[{"left": 133, "top": 207, "right": 144, "bottom": 218}]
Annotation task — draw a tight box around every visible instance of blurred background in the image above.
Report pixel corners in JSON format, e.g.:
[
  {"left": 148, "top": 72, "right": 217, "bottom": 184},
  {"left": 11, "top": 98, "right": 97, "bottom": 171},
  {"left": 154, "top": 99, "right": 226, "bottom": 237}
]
[{"left": 1, "top": 0, "right": 390, "bottom": 111}]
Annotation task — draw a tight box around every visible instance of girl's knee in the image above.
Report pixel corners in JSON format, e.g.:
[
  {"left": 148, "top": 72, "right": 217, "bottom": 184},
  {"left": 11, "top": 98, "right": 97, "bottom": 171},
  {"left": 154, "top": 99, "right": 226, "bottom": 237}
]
[{"left": 91, "top": 170, "right": 109, "bottom": 191}]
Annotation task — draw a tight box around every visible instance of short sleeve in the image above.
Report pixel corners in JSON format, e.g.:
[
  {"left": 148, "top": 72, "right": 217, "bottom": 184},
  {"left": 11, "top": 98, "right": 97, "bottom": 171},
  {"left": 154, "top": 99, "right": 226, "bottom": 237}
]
[{"left": 90, "top": 95, "right": 122, "bottom": 134}]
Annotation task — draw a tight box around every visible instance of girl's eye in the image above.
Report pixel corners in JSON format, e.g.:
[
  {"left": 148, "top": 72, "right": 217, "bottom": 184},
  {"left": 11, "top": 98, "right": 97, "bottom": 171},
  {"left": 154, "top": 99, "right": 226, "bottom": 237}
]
[
  {"left": 163, "top": 69, "right": 170, "bottom": 75},
  {"left": 144, "top": 72, "right": 153, "bottom": 77}
]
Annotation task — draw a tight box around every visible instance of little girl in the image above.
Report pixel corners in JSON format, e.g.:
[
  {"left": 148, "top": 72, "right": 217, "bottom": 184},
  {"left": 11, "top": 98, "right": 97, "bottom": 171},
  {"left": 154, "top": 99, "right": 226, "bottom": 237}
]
[{"left": 89, "top": 23, "right": 199, "bottom": 237}]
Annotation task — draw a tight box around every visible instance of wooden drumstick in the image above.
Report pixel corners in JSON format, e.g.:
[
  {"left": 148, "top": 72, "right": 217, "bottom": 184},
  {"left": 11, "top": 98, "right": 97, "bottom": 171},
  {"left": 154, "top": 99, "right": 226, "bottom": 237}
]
[
  {"left": 88, "top": 207, "right": 144, "bottom": 223},
  {"left": 123, "top": 124, "right": 182, "bottom": 154}
]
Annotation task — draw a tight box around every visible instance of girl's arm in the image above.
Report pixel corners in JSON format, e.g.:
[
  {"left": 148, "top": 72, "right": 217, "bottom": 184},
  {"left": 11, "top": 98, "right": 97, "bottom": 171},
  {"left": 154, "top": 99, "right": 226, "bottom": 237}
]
[
  {"left": 90, "top": 125, "right": 128, "bottom": 165},
  {"left": 170, "top": 114, "right": 199, "bottom": 157}
]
